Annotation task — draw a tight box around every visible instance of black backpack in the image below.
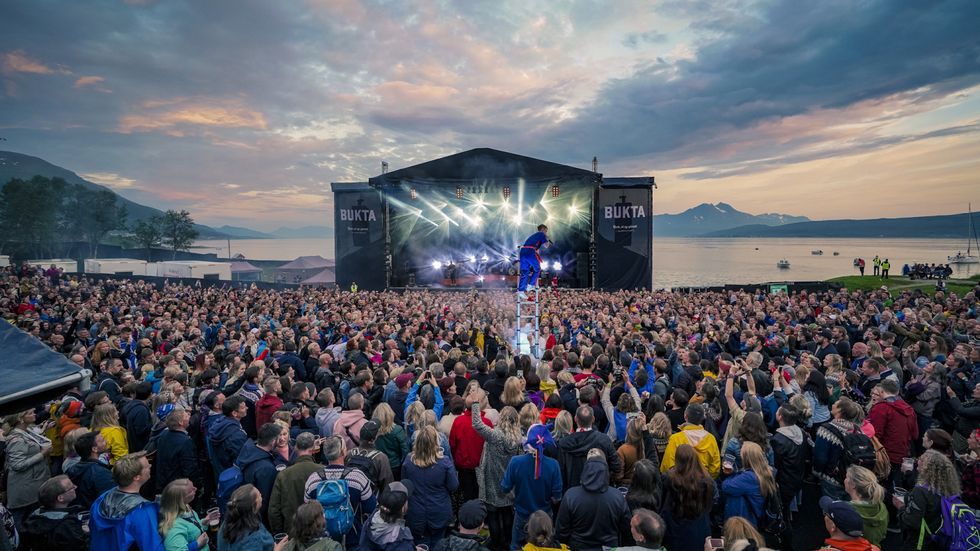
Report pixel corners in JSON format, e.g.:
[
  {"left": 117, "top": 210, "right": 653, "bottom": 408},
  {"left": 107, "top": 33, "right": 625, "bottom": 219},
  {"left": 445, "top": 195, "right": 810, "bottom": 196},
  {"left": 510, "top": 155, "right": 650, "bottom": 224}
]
[
  {"left": 345, "top": 448, "right": 381, "bottom": 489},
  {"left": 826, "top": 423, "right": 876, "bottom": 481}
]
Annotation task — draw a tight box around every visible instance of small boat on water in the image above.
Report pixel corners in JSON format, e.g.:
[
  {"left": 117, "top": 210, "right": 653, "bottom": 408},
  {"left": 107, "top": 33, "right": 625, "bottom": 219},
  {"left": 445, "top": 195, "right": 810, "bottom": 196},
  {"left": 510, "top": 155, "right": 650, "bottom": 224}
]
[
  {"left": 948, "top": 203, "right": 980, "bottom": 264},
  {"left": 777, "top": 259, "right": 791, "bottom": 269},
  {"left": 832, "top": 251, "right": 840, "bottom": 256},
  {"left": 811, "top": 250, "right": 823, "bottom": 255}
]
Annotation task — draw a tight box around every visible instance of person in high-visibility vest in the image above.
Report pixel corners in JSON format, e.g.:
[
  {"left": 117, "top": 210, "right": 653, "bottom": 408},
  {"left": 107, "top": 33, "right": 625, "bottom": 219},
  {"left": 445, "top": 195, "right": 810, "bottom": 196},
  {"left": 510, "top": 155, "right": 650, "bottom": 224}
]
[
  {"left": 872, "top": 255, "right": 880, "bottom": 276},
  {"left": 350, "top": 282, "right": 358, "bottom": 293},
  {"left": 881, "top": 259, "right": 890, "bottom": 279}
]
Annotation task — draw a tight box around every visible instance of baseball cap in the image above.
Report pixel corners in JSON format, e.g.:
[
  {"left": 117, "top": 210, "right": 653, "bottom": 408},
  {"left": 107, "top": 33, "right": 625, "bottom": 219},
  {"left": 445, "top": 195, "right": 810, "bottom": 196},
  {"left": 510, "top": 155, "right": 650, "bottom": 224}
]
[
  {"left": 819, "top": 497, "right": 864, "bottom": 537},
  {"left": 395, "top": 373, "right": 414, "bottom": 388},
  {"left": 457, "top": 499, "right": 487, "bottom": 529},
  {"left": 820, "top": 329, "right": 834, "bottom": 340},
  {"left": 359, "top": 420, "right": 380, "bottom": 442}
]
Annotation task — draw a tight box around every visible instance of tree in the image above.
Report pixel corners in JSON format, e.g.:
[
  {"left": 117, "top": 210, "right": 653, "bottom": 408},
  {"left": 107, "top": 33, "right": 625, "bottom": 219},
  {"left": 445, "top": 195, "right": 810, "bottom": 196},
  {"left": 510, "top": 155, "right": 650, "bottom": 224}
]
[
  {"left": 160, "top": 209, "right": 198, "bottom": 259},
  {"left": 132, "top": 216, "right": 164, "bottom": 260},
  {"left": 63, "top": 186, "right": 128, "bottom": 258},
  {"left": 0, "top": 176, "right": 67, "bottom": 259}
]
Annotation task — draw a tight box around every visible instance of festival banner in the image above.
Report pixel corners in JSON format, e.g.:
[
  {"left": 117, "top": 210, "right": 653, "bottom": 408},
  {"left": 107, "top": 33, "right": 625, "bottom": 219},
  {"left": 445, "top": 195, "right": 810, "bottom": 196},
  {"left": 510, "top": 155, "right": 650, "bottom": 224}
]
[
  {"left": 595, "top": 187, "right": 653, "bottom": 290},
  {"left": 334, "top": 189, "right": 386, "bottom": 290}
]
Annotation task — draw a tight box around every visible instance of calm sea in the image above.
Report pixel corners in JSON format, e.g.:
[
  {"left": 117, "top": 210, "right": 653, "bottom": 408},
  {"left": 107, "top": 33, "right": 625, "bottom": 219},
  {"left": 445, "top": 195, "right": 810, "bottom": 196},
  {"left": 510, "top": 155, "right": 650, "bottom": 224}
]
[{"left": 194, "top": 237, "right": 980, "bottom": 288}]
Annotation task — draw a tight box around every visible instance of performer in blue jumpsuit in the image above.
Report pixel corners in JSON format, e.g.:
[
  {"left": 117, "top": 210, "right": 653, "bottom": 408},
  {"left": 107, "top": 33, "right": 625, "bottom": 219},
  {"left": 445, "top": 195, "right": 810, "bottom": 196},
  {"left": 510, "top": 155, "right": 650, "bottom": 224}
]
[{"left": 518, "top": 224, "right": 552, "bottom": 299}]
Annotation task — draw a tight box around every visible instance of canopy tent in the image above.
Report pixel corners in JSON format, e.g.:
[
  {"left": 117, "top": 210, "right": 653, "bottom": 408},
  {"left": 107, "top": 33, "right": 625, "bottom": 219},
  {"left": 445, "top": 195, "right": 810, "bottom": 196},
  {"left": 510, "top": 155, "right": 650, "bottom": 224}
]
[
  {"left": 230, "top": 260, "right": 263, "bottom": 281},
  {"left": 301, "top": 267, "right": 336, "bottom": 286},
  {"left": 0, "top": 319, "right": 89, "bottom": 416},
  {"left": 276, "top": 255, "right": 333, "bottom": 284}
]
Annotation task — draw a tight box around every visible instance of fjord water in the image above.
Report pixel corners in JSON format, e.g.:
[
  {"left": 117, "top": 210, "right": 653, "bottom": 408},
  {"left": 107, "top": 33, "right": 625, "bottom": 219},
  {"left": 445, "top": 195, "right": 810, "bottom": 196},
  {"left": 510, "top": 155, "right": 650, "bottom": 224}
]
[{"left": 194, "top": 237, "right": 979, "bottom": 288}]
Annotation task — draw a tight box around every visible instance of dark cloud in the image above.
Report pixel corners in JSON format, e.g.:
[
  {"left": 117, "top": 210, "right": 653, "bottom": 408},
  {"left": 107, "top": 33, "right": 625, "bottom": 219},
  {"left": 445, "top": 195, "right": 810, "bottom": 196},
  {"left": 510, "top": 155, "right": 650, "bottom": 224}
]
[{"left": 528, "top": 0, "right": 980, "bottom": 167}]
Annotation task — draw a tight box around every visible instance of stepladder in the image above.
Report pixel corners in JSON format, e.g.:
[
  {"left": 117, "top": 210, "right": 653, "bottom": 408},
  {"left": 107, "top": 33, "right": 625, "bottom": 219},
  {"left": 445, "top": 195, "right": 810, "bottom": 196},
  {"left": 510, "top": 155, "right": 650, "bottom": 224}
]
[{"left": 515, "top": 286, "right": 540, "bottom": 358}]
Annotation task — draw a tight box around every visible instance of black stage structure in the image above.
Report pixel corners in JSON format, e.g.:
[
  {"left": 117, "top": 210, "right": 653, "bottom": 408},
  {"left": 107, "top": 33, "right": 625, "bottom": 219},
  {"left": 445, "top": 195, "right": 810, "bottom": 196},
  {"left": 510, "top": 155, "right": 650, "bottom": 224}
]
[{"left": 331, "top": 148, "right": 654, "bottom": 291}]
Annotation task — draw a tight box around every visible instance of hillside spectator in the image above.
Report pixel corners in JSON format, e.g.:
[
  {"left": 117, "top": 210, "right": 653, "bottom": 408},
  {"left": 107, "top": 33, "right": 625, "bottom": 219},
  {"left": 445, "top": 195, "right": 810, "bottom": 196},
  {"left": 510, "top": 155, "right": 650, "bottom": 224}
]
[
  {"left": 304, "top": 436, "right": 376, "bottom": 548},
  {"left": 89, "top": 452, "right": 162, "bottom": 550},
  {"left": 158, "top": 478, "right": 209, "bottom": 551},
  {"left": 237, "top": 422, "right": 290, "bottom": 524},
  {"left": 661, "top": 444, "right": 714, "bottom": 549},
  {"left": 555, "top": 449, "right": 630, "bottom": 551},
  {"left": 557, "top": 405, "right": 622, "bottom": 489},
  {"left": 660, "top": 404, "right": 720, "bottom": 478},
  {"left": 402, "top": 426, "right": 458, "bottom": 549},
  {"left": 269, "top": 432, "right": 322, "bottom": 535},
  {"left": 154, "top": 407, "right": 200, "bottom": 493},
  {"left": 207, "top": 395, "right": 249, "bottom": 475},
  {"left": 20, "top": 475, "right": 89, "bottom": 549},
  {"left": 358, "top": 482, "right": 415, "bottom": 551},
  {"left": 66, "top": 430, "right": 114, "bottom": 508},
  {"left": 372, "top": 403, "right": 410, "bottom": 480},
  {"left": 2, "top": 409, "right": 53, "bottom": 529}
]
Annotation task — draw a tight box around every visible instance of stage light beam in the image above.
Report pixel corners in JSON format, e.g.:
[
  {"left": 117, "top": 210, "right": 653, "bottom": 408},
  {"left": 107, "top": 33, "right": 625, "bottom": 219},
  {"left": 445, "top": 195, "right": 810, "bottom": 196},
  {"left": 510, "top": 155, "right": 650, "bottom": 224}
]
[
  {"left": 553, "top": 261, "right": 563, "bottom": 272},
  {"left": 431, "top": 260, "right": 441, "bottom": 270},
  {"left": 541, "top": 261, "right": 550, "bottom": 271}
]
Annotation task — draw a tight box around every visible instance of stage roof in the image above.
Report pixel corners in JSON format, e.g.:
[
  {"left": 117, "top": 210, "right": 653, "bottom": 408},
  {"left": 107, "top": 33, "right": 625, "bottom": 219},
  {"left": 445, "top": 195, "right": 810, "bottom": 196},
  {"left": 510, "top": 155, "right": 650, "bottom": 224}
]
[
  {"left": 277, "top": 255, "right": 332, "bottom": 270},
  {"left": 368, "top": 148, "right": 599, "bottom": 186}
]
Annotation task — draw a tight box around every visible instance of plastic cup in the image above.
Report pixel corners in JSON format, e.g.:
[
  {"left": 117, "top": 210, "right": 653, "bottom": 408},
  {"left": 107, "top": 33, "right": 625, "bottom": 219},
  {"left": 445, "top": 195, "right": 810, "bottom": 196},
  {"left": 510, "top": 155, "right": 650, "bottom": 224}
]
[
  {"left": 902, "top": 457, "right": 915, "bottom": 473},
  {"left": 206, "top": 507, "right": 220, "bottom": 527},
  {"left": 894, "top": 487, "right": 909, "bottom": 504},
  {"left": 416, "top": 546, "right": 429, "bottom": 551},
  {"left": 617, "top": 486, "right": 629, "bottom": 497},
  {"left": 274, "top": 533, "right": 288, "bottom": 543}
]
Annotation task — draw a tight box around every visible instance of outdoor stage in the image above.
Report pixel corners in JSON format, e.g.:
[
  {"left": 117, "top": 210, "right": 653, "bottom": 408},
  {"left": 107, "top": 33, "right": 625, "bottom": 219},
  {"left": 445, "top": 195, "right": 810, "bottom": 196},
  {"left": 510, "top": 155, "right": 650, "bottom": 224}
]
[{"left": 331, "top": 148, "right": 655, "bottom": 292}]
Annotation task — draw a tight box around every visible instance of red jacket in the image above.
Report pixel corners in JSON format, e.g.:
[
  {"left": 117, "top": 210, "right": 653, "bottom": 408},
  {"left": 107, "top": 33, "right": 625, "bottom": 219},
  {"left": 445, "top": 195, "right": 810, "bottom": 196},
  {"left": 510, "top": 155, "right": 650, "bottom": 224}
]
[
  {"left": 255, "top": 394, "right": 283, "bottom": 430},
  {"left": 867, "top": 397, "right": 918, "bottom": 464},
  {"left": 449, "top": 410, "right": 492, "bottom": 470}
]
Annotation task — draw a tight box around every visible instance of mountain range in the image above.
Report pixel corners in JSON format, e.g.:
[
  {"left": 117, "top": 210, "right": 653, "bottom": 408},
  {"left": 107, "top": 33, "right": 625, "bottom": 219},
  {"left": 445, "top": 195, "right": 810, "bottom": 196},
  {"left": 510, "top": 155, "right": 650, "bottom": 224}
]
[
  {"left": 653, "top": 202, "right": 809, "bottom": 236},
  {"left": 0, "top": 151, "right": 331, "bottom": 240}
]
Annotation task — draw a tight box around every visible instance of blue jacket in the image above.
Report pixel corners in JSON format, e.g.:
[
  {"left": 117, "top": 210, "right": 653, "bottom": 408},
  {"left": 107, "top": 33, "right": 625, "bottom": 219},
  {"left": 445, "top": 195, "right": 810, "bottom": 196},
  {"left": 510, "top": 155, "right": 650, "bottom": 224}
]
[
  {"left": 500, "top": 453, "right": 563, "bottom": 519},
  {"left": 66, "top": 458, "right": 114, "bottom": 509},
  {"left": 402, "top": 455, "right": 459, "bottom": 536},
  {"left": 277, "top": 352, "right": 307, "bottom": 382},
  {"left": 216, "top": 525, "right": 274, "bottom": 551},
  {"left": 90, "top": 488, "right": 163, "bottom": 551},
  {"left": 236, "top": 442, "right": 287, "bottom": 523},
  {"left": 207, "top": 415, "right": 248, "bottom": 475},
  {"left": 721, "top": 470, "right": 765, "bottom": 527},
  {"left": 405, "top": 383, "right": 444, "bottom": 420},
  {"left": 628, "top": 359, "right": 654, "bottom": 396}
]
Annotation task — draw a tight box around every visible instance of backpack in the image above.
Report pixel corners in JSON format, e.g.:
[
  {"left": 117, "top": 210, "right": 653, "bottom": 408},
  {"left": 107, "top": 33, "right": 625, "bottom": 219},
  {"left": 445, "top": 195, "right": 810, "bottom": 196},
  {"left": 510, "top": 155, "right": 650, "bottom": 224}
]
[
  {"left": 918, "top": 494, "right": 980, "bottom": 551},
  {"left": 215, "top": 464, "right": 244, "bottom": 513},
  {"left": 869, "top": 436, "right": 891, "bottom": 481},
  {"left": 760, "top": 494, "right": 788, "bottom": 548},
  {"left": 825, "top": 424, "right": 876, "bottom": 481},
  {"left": 345, "top": 449, "right": 381, "bottom": 489},
  {"left": 315, "top": 468, "right": 355, "bottom": 540}
]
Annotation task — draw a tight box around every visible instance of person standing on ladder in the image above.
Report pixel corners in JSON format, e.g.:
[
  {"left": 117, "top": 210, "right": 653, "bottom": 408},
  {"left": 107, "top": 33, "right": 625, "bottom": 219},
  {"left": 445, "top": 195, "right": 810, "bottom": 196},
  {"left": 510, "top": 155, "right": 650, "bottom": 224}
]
[{"left": 518, "top": 224, "right": 552, "bottom": 301}]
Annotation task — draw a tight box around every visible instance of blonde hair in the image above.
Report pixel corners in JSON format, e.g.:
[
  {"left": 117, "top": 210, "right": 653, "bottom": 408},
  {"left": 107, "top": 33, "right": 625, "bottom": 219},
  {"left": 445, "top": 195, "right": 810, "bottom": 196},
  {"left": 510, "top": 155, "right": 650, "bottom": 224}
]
[
  {"left": 64, "top": 428, "right": 89, "bottom": 457},
  {"left": 824, "top": 354, "right": 843, "bottom": 376},
  {"left": 518, "top": 403, "right": 539, "bottom": 434},
  {"left": 91, "top": 403, "right": 120, "bottom": 431},
  {"left": 411, "top": 426, "right": 443, "bottom": 468},
  {"left": 741, "top": 442, "right": 777, "bottom": 499},
  {"left": 917, "top": 449, "right": 960, "bottom": 497},
  {"left": 722, "top": 516, "right": 764, "bottom": 551},
  {"left": 405, "top": 401, "right": 426, "bottom": 428},
  {"left": 556, "top": 370, "right": 574, "bottom": 386},
  {"left": 372, "top": 403, "right": 395, "bottom": 435},
  {"left": 788, "top": 394, "right": 812, "bottom": 423},
  {"left": 158, "top": 478, "right": 193, "bottom": 536},
  {"left": 501, "top": 377, "right": 524, "bottom": 408},
  {"left": 794, "top": 365, "right": 810, "bottom": 391},
  {"left": 553, "top": 410, "right": 573, "bottom": 439},
  {"left": 496, "top": 407, "right": 524, "bottom": 446},
  {"left": 648, "top": 412, "right": 671, "bottom": 439},
  {"left": 846, "top": 465, "right": 885, "bottom": 503}
]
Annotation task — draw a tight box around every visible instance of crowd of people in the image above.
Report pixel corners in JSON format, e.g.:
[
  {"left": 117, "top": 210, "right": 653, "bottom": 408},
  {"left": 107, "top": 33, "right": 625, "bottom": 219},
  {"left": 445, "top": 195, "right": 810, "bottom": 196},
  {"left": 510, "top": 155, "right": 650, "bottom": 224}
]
[{"left": 1, "top": 261, "right": 979, "bottom": 551}]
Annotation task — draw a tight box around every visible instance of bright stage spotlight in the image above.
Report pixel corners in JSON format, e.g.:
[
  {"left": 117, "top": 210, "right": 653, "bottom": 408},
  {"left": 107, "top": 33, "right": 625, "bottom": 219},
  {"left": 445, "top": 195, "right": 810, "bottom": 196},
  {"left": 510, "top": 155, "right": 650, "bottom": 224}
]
[
  {"left": 469, "top": 216, "right": 482, "bottom": 227},
  {"left": 480, "top": 254, "right": 489, "bottom": 262},
  {"left": 568, "top": 204, "right": 579, "bottom": 214},
  {"left": 540, "top": 261, "right": 550, "bottom": 271},
  {"left": 553, "top": 261, "right": 563, "bottom": 272},
  {"left": 431, "top": 260, "right": 441, "bottom": 270},
  {"left": 512, "top": 213, "right": 521, "bottom": 223},
  {"left": 468, "top": 254, "right": 476, "bottom": 263}
]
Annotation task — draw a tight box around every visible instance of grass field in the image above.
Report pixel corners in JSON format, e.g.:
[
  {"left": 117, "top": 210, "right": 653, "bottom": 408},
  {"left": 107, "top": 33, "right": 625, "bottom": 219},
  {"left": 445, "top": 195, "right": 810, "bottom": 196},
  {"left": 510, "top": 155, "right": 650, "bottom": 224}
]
[{"left": 827, "top": 275, "right": 976, "bottom": 296}]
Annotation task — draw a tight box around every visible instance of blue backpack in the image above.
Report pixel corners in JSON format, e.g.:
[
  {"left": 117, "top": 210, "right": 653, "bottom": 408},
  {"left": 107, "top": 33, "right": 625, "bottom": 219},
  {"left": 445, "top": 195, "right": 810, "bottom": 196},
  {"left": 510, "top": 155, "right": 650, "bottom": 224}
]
[
  {"left": 315, "top": 468, "right": 355, "bottom": 540},
  {"left": 919, "top": 494, "right": 980, "bottom": 551},
  {"left": 215, "top": 464, "right": 244, "bottom": 514}
]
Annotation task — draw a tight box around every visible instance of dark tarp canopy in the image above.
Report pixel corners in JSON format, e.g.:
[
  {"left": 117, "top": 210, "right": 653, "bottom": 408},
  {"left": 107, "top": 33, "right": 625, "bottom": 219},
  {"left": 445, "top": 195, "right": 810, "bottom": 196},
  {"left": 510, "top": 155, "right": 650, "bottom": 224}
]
[{"left": 0, "top": 319, "right": 88, "bottom": 416}]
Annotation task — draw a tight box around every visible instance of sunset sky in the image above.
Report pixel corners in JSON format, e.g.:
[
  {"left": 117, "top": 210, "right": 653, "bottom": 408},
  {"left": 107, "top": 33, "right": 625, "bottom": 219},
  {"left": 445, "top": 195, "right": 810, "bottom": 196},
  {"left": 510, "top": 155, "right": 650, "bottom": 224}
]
[{"left": 2, "top": 0, "right": 979, "bottom": 231}]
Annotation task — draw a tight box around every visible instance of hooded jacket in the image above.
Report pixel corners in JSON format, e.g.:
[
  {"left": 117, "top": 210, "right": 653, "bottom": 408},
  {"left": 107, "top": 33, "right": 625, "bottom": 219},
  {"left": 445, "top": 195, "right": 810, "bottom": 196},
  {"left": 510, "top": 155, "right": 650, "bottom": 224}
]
[
  {"left": 850, "top": 500, "right": 888, "bottom": 547},
  {"left": 818, "top": 536, "right": 881, "bottom": 551},
  {"left": 333, "top": 408, "right": 368, "bottom": 451},
  {"left": 206, "top": 415, "right": 247, "bottom": 474},
  {"left": 555, "top": 458, "right": 630, "bottom": 551},
  {"left": 66, "top": 457, "right": 115, "bottom": 509},
  {"left": 358, "top": 510, "right": 415, "bottom": 551},
  {"left": 315, "top": 406, "right": 342, "bottom": 437},
  {"left": 120, "top": 398, "right": 152, "bottom": 453},
  {"left": 771, "top": 424, "right": 806, "bottom": 500},
  {"left": 721, "top": 470, "right": 766, "bottom": 526},
  {"left": 21, "top": 505, "right": 89, "bottom": 549},
  {"left": 236, "top": 441, "right": 286, "bottom": 523},
  {"left": 660, "top": 424, "right": 721, "bottom": 478},
  {"left": 154, "top": 428, "right": 200, "bottom": 493},
  {"left": 89, "top": 488, "right": 163, "bottom": 551},
  {"left": 867, "top": 397, "right": 918, "bottom": 464},
  {"left": 556, "top": 429, "right": 623, "bottom": 489},
  {"left": 433, "top": 531, "right": 492, "bottom": 551}
]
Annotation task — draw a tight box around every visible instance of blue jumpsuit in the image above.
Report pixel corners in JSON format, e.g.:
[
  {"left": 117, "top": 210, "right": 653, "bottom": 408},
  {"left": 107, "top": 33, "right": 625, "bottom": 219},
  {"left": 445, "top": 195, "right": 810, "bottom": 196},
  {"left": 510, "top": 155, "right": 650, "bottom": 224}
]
[{"left": 519, "top": 231, "right": 548, "bottom": 292}]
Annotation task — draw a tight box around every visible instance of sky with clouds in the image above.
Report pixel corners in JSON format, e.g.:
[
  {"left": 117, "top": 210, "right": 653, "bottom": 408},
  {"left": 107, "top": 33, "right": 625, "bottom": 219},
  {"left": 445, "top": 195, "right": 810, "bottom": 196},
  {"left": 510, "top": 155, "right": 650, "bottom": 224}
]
[{"left": 1, "top": 0, "right": 979, "bottom": 230}]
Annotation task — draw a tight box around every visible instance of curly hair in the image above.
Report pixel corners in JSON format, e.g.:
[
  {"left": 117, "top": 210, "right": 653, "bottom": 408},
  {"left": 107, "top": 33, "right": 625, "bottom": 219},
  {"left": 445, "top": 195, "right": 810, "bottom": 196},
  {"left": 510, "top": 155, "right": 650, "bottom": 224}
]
[{"left": 917, "top": 449, "right": 960, "bottom": 497}]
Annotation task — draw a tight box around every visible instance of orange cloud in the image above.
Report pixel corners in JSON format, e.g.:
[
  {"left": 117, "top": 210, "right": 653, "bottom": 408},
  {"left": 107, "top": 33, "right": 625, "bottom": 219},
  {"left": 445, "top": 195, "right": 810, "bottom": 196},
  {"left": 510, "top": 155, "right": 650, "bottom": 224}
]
[
  {"left": 118, "top": 97, "right": 268, "bottom": 134},
  {"left": 1, "top": 50, "right": 54, "bottom": 75},
  {"left": 74, "top": 75, "right": 103, "bottom": 87}
]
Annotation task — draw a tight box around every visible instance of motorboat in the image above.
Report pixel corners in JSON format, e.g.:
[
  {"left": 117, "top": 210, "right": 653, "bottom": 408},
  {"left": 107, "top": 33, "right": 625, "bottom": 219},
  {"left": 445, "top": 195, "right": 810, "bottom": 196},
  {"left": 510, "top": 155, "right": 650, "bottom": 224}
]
[
  {"left": 948, "top": 203, "right": 979, "bottom": 264},
  {"left": 832, "top": 251, "right": 840, "bottom": 256},
  {"left": 811, "top": 250, "right": 823, "bottom": 255},
  {"left": 777, "top": 259, "right": 791, "bottom": 269}
]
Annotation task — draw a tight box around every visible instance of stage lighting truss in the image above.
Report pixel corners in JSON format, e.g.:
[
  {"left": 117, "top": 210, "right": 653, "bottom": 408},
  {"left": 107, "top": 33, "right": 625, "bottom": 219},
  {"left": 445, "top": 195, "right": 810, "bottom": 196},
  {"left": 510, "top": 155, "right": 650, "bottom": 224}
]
[
  {"left": 456, "top": 186, "right": 464, "bottom": 199},
  {"left": 502, "top": 186, "right": 511, "bottom": 200},
  {"left": 410, "top": 188, "right": 417, "bottom": 200},
  {"left": 551, "top": 184, "right": 560, "bottom": 198}
]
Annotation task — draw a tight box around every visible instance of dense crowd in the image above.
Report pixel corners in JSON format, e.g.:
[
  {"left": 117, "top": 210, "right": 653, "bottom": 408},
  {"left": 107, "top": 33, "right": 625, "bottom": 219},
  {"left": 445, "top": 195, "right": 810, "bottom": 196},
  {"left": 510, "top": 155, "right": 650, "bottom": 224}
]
[{"left": 1, "top": 261, "right": 979, "bottom": 551}]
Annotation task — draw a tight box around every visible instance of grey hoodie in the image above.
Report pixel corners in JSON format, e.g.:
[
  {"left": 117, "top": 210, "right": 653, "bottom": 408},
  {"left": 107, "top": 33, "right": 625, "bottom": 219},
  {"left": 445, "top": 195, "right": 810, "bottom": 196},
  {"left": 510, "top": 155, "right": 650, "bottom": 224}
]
[
  {"left": 776, "top": 424, "right": 804, "bottom": 445},
  {"left": 316, "top": 406, "right": 342, "bottom": 437},
  {"left": 362, "top": 510, "right": 414, "bottom": 548}
]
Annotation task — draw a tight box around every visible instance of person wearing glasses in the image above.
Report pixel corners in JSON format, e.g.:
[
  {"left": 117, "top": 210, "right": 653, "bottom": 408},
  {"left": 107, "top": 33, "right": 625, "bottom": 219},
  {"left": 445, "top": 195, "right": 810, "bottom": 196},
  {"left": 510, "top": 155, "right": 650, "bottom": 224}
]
[{"left": 20, "top": 474, "right": 90, "bottom": 548}]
